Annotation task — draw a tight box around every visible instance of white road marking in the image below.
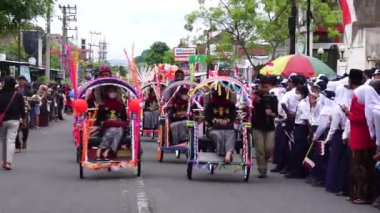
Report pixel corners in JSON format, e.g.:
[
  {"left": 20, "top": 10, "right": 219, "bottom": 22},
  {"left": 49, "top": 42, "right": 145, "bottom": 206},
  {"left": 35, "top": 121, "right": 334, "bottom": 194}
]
[{"left": 136, "top": 177, "right": 152, "bottom": 213}]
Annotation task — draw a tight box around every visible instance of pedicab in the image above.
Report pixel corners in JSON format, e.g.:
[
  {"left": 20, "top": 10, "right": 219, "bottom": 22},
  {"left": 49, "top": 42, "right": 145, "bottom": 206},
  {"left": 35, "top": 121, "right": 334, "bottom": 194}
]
[
  {"left": 157, "top": 80, "right": 196, "bottom": 161},
  {"left": 141, "top": 82, "right": 166, "bottom": 138},
  {"left": 74, "top": 77, "right": 142, "bottom": 179},
  {"left": 186, "top": 76, "right": 252, "bottom": 182}
]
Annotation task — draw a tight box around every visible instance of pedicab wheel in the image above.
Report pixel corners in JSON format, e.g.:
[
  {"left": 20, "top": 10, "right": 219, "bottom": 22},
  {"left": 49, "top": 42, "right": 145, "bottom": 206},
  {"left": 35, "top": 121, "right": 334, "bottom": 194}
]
[
  {"left": 76, "top": 147, "right": 80, "bottom": 163},
  {"left": 79, "top": 163, "right": 84, "bottom": 179},
  {"left": 137, "top": 151, "right": 142, "bottom": 177},
  {"left": 209, "top": 164, "right": 215, "bottom": 175},
  {"left": 243, "top": 164, "right": 250, "bottom": 182},
  {"left": 187, "top": 162, "right": 193, "bottom": 180},
  {"left": 175, "top": 150, "right": 181, "bottom": 159},
  {"left": 157, "top": 148, "right": 164, "bottom": 162}
]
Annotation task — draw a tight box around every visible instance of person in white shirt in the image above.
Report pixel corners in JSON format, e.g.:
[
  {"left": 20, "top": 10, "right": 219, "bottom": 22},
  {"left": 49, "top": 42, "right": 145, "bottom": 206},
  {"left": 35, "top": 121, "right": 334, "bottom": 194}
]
[
  {"left": 285, "top": 84, "right": 310, "bottom": 179},
  {"left": 278, "top": 74, "right": 302, "bottom": 174},
  {"left": 364, "top": 69, "right": 374, "bottom": 85}
]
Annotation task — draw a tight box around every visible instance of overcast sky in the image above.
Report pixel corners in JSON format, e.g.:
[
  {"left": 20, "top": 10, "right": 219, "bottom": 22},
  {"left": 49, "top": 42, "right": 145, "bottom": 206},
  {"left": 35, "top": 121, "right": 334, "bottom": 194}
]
[{"left": 38, "top": 0, "right": 202, "bottom": 61}]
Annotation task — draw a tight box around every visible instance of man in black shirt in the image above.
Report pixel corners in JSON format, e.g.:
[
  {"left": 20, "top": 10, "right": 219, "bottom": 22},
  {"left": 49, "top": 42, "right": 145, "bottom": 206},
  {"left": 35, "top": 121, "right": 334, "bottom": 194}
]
[{"left": 252, "top": 76, "right": 278, "bottom": 178}]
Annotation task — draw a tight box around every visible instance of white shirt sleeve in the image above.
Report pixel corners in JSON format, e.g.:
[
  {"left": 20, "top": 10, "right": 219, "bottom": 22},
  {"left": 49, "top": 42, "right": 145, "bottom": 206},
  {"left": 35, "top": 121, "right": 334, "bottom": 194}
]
[
  {"left": 373, "top": 108, "right": 380, "bottom": 146},
  {"left": 325, "top": 109, "right": 342, "bottom": 142},
  {"left": 342, "top": 119, "right": 350, "bottom": 140},
  {"left": 313, "top": 114, "right": 330, "bottom": 141}
]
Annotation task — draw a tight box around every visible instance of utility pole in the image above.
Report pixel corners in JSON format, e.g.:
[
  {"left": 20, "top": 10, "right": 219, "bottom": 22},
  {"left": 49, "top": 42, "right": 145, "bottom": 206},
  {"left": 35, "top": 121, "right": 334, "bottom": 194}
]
[
  {"left": 306, "top": 0, "right": 311, "bottom": 56},
  {"left": 289, "top": 0, "right": 298, "bottom": 55},
  {"left": 89, "top": 31, "right": 101, "bottom": 63},
  {"left": 59, "top": 4, "right": 77, "bottom": 80},
  {"left": 45, "top": 0, "right": 51, "bottom": 81},
  {"left": 98, "top": 39, "right": 108, "bottom": 63}
]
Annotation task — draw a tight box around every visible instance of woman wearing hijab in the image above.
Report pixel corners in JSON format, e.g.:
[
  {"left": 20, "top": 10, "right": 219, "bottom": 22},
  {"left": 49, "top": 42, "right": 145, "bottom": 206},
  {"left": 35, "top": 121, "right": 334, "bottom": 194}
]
[
  {"left": 346, "top": 84, "right": 380, "bottom": 204},
  {"left": 95, "top": 86, "right": 127, "bottom": 160},
  {"left": 169, "top": 87, "right": 190, "bottom": 146},
  {"left": 205, "top": 88, "right": 237, "bottom": 163},
  {"left": 0, "top": 77, "right": 26, "bottom": 170}
]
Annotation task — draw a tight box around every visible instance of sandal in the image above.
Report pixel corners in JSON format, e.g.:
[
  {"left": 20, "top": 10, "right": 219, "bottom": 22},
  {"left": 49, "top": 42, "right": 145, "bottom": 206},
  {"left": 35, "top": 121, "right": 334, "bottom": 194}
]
[
  {"left": 224, "top": 152, "right": 233, "bottom": 164},
  {"left": 352, "top": 199, "right": 371, "bottom": 205},
  {"left": 3, "top": 162, "right": 11, "bottom": 170}
]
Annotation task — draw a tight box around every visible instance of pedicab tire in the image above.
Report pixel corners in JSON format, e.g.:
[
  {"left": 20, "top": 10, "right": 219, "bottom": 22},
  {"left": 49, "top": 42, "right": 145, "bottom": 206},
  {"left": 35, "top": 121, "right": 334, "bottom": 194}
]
[
  {"left": 79, "top": 163, "right": 84, "bottom": 179},
  {"left": 175, "top": 150, "right": 181, "bottom": 159},
  {"left": 76, "top": 148, "right": 80, "bottom": 163},
  {"left": 157, "top": 149, "right": 164, "bottom": 162},
  {"left": 244, "top": 165, "right": 250, "bottom": 182},
  {"left": 210, "top": 164, "right": 215, "bottom": 175},
  {"left": 187, "top": 162, "right": 193, "bottom": 180},
  {"left": 137, "top": 152, "right": 142, "bottom": 177}
]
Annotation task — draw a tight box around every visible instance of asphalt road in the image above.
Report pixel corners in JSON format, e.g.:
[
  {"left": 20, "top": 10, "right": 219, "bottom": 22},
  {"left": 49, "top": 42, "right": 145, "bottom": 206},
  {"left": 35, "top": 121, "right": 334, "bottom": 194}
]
[{"left": 0, "top": 119, "right": 378, "bottom": 213}]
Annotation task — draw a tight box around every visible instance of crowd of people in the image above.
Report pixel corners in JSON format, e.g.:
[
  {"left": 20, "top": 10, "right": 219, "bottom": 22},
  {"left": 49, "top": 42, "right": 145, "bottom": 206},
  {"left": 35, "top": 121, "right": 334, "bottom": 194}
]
[
  {"left": 0, "top": 75, "right": 73, "bottom": 170},
  {"left": 252, "top": 68, "right": 380, "bottom": 208}
]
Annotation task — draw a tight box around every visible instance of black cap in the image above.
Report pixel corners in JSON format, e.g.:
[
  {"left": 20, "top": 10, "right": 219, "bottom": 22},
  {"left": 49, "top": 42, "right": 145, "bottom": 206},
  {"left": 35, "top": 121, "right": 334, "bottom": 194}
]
[
  {"left": 322, "top": 90, "right": 335, "bottom": 100},
  {"left": 288, "top": 74, "right": 301, "bottom": 84},
  {"left": 317, "top": 74, "right": 329, "bottom": 84},
  {"left": 364, "top": 69, "right": 375, "bottom": 77},
  {"left": 313, "top": 79, "right": 327, "bottom": 91},
  {"left": 349, "top": 69, "right": 363, "bottom": 81}
]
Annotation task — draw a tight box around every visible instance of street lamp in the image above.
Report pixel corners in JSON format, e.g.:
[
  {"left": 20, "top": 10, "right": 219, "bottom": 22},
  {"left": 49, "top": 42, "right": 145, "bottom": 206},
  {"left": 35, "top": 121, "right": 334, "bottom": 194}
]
[
  {"left": 317, "top": 47, "right": 324, "bottom": 60},
  {"left": 339, "top": 45, "right": 346, "bottom": 61}
]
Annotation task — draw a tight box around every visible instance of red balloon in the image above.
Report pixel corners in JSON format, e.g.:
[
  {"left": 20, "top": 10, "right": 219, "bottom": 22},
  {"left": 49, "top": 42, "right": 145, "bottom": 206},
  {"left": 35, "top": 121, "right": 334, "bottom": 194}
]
[
  {"left": 129, "top": 99, "right": 141, "bottom": 113},
  {"left": 73, "top": 99, "right": 88, "bottom": 114}
]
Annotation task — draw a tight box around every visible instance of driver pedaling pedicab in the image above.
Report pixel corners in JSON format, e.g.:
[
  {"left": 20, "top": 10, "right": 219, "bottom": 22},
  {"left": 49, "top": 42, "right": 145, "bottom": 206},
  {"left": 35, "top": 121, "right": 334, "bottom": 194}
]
[
  {"left": 186, "top": 76, "right": 252, "bottom": 182},
  {"left": 157, "top": 80, "right": 195, "bottom": 161},
  {"left": 74, "top": 77, "right": 142, "bottom": 179}
]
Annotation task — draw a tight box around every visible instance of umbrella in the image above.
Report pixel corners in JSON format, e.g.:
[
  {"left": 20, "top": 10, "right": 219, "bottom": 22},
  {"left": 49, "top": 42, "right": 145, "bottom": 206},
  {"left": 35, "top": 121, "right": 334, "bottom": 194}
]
[{"left": 260, "top": 54, "right": 337, "bottom": 79}]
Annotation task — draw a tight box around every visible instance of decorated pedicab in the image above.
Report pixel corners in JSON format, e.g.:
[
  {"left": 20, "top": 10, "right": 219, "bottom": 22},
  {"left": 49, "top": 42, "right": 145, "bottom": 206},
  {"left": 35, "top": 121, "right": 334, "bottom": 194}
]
[
  {"left": 141, "top": 81, "right": 166, "bottom": 138},
  {"left": 74, "top": 77, "right": 142, "bottom": 179},
  {"left": 186, "top": 76, "right": 252, "bottom": 182},
  {"left": 157, "top": 80, "right": 196, "bottom": 161}
]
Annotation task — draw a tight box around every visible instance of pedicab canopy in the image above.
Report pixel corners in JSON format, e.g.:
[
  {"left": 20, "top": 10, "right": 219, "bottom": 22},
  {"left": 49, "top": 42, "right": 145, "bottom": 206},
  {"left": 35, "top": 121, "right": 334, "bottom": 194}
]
[
  {"left": 189, "top": 76, "right": 252, "bottom": 109},
  {"left": 78, "top": 77, "right": 139, "bottom": 99}
]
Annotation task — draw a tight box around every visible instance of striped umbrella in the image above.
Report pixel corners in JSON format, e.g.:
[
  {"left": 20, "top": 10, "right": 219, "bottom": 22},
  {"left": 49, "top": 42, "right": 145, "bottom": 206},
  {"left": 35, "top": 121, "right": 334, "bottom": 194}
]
[{"left": 260, "top": 54, "right": 337, "bottom": 78}]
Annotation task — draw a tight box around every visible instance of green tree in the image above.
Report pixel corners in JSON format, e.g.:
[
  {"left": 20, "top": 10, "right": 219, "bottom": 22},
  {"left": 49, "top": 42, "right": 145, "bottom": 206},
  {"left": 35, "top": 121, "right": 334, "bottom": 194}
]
[
  {"left": 0, "top": 40, "right": 27, "bottom": 61},
  {"left": 185, "top": 0, "right": 341, "bottom": 62},
  {"left": 162, "top": 50, "right": 174, "bottom": 64},
  {"left": 0, "top": 0, "right": 51, "bottom": 61},
  {"left": 119, "top": 66, "right": 128, "bottom": 77},
  {"left": 143, "top": 41, "right": 170, "bottom": 65}
]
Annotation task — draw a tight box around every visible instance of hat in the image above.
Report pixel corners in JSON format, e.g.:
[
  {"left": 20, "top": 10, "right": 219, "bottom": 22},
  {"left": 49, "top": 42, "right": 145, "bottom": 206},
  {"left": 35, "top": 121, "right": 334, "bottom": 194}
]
[
  {"left": 364, "top": 69, "right": 375, "bottom": 77},
  {"left": 99, "top": 65, "right": 111, "bottom": 74},
  {"left": 317, "top": 74, "right": 329, "bottom": 84},
  {"left": 288, "top": 74, "right": 300, "bottom": 84},
  {"left": 18, "top": 75, "right": 27, "bottom": 80},
  {"left": 312, "top": 79, "right": 327, "bottom": 91},
  {"left": 349, "top": 68, "right": 363, "bottom": 79},
  {"left": 374, "top": 69, "right": 380, "bottom": 75},
  {"left": 322, "top": 90, "right": 335, "bottom": 100}
]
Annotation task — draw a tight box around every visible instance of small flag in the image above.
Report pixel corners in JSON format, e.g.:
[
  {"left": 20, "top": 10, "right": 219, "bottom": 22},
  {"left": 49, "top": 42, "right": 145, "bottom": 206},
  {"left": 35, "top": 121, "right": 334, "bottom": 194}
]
[{"left": 302, "top": 157, "right": 315, "bottom": 170}]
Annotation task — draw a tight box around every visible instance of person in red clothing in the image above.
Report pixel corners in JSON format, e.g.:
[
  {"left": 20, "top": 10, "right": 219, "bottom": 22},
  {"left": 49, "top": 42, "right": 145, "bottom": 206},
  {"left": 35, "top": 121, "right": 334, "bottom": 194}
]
[
  {"left": 347, "top": 84, "right": 380, "bottom": 204},
  {"left": 95, "top": 86, "right": 127, "bottom": 160}
]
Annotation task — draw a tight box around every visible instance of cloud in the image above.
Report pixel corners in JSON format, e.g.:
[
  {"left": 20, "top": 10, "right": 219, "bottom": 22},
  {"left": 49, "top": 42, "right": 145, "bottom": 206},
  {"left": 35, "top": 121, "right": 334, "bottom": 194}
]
[{"left": 39, "top": 0, "right": 200, "bottom": 60}]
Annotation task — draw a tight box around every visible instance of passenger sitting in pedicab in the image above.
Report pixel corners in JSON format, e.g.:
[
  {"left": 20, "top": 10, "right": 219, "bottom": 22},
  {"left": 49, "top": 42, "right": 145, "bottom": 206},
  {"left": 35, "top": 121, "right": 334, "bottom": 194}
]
[
  {"left": 205, "top": 88, "right": 237, "bottom": 163},
  {"left": 168, "top": 87, "right": 190, "bottom": 145},
  {"left": 143, "top": 88, "right": 159, "bottom": 130},
  {"left": 94, "top": 86, "right": 128, "bottom": 161}
]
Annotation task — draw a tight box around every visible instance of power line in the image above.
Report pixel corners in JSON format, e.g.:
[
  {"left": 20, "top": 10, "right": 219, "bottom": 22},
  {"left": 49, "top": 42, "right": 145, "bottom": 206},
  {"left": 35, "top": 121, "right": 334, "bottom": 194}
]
[{"left": 58, "top": 4, "right": 77, "bottom": 79}]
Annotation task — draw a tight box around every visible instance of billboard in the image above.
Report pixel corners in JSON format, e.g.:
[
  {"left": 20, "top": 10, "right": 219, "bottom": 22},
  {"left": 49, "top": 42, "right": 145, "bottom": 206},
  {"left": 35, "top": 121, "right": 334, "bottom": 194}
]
[{"left": 174, "top": 47, "right": 196, "bottom": 62}]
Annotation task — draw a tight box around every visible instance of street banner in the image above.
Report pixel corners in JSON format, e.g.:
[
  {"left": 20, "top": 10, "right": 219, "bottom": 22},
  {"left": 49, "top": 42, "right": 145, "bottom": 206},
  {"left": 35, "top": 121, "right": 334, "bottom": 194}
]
[{"left": 20, "top": 65, "right": 31, "bottom": 82}]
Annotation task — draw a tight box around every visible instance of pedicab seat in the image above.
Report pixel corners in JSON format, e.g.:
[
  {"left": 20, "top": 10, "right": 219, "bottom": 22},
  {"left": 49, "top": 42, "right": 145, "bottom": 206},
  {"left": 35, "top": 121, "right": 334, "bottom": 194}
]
[{"left": 88, "top": 134, "right": 132, "bottom": 149}]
